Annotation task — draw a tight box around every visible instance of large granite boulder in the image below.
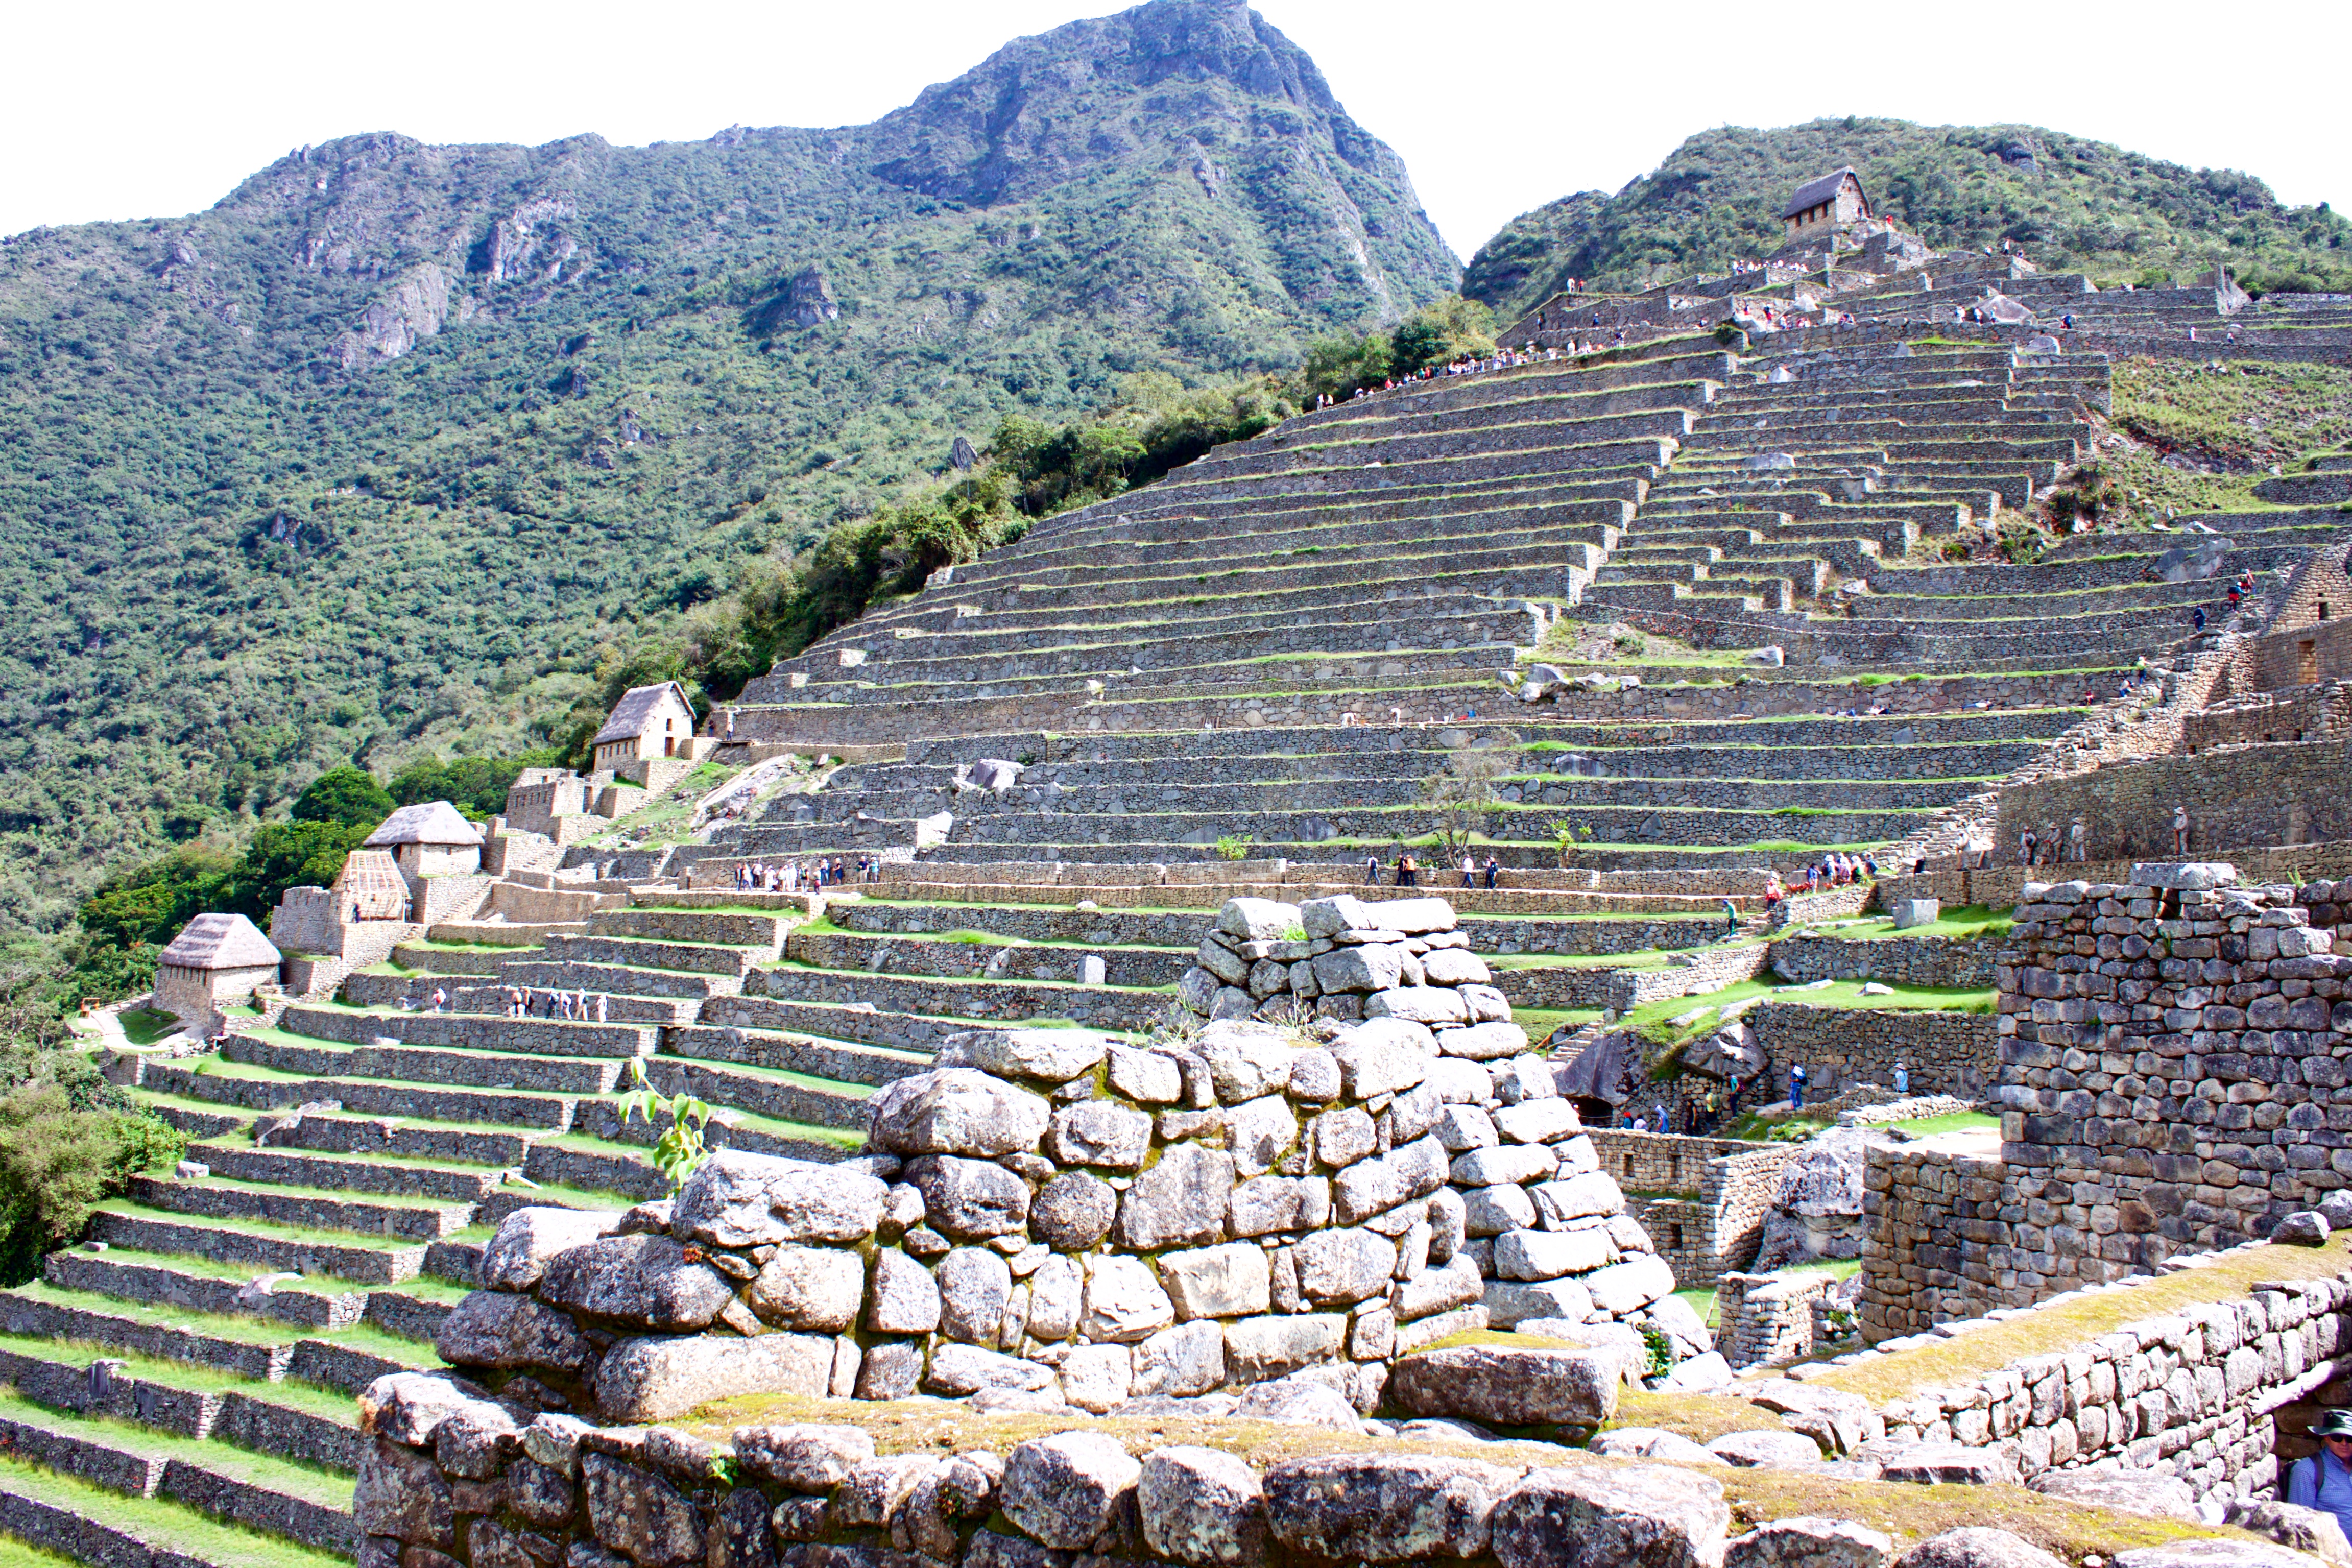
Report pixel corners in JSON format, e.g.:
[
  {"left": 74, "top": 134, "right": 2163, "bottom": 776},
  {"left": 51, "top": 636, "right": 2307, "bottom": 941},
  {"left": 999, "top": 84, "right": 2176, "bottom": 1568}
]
[
  {"left": 670, "top": 1150, "right": 887, "bottom": 1248},
  {"left": 1387, "top": 1342, "right": 1621, "bottom": 1427}
]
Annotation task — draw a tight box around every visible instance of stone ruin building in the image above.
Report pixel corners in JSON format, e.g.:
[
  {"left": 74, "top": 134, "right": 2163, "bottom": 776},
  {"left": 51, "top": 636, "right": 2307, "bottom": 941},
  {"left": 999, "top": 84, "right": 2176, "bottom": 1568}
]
[{"left": 22, "top": 167, "right": 2352, "bottom": 1568}]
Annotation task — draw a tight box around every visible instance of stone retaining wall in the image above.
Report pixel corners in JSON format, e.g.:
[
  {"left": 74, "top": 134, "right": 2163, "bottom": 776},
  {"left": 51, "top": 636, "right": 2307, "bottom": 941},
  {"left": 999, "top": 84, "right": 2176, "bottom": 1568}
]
[
  {"left": 1589, "top": 1130, "right": 1801, "bottom": 1288},
  {"left": 1716, "top": 1267, "right": 1844, "bottom": 1368},
  {"left": 1858, "top": 1137, "right": 2010, "bottom": 1341},
  {"left": 1995, "top": 868, "right": 2352, "bottom": 1299},
  {"left": 1747, "top": 1003, "right": 1999, "bottom": 1102},
  {"left": 1854, "top": 1239, "right": 2352, "bottom": 1502},
  {"left": 1767, "top": 933, "right": 2002, "bottom": 990},
  {"left": 1994, "top": 739, "right": 2352, "bottom": 862}
]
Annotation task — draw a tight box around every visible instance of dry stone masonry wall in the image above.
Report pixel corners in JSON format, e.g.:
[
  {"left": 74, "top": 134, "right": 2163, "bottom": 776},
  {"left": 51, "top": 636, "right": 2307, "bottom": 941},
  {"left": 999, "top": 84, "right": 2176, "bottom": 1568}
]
[{"left": 429, "top": 898, "right": 1693, "bottom": 1433}]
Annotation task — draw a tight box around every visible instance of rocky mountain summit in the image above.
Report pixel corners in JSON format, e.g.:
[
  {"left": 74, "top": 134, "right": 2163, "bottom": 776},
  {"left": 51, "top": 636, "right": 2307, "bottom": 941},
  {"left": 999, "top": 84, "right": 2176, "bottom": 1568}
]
[{"left": 0, "top": 0, "right": 1455, "bottom": 928}]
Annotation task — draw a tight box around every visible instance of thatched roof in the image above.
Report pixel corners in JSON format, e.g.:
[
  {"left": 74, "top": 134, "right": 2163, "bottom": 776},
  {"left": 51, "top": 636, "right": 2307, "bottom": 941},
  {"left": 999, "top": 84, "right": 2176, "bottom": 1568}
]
[
  {"left": 364, "top": 801, "right": 484, "bottom": 848},
  {"left": 1782, "top": 168, "right": 1865, "bottom": 220},
  {"left": 159, "top": 912, "right": 281, "bottom": 971},
  {"left": 595, "top": 681, "right": 694, "bottom": 745},
  {"left": 332, "top": 849, "right": 410, "bottom": 919}
]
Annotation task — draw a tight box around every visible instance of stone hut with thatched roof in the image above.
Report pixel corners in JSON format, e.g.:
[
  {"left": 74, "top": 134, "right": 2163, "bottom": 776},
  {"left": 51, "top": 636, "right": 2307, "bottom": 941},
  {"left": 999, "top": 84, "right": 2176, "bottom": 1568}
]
[
  {"left": 592, "top": 681, "right": 698, "bottom": 773},
  {"left": 152, "top": 912, "right": 281, "bottom": 1033},
  {"left": 364, "top": 801, "right": 484, "bottom": 883},
  {"left": 333, "top": 849, "right": 410, "bottom": 921}
]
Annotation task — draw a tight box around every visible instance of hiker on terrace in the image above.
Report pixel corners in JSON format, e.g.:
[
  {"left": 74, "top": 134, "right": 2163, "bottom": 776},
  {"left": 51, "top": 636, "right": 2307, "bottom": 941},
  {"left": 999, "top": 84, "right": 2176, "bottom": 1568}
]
[
  {"left": 1722, "top": 897, "right": 1738, "bottom": 937},
  {"left": 1484, "top": 854, "right": 1500, "bottom": 889},
  {"left": 1364, "top": 855, "right": 1380, "bottom": 886},
  {"left": 2020, "top": 827, "right": 2038, "bottom": 866},
  {"left": 2068, "top": 819, "right": 2088, "bottom": 862},
  {"left": 1893, "top": 1062, "right": 1909, "bottom": 1095},
  {"left": 2287, "top": 1411, "right": 2352, "bottom": 1538},
  {"left": 1789, "top": 1063, "right": 1808, "bottom": 1111},
  {"left": 1462, "top": 856, "right": 1476, "bottom": 889},
  {"left": 2175, "top": 805, "right": 2191, "bottom": 856}
]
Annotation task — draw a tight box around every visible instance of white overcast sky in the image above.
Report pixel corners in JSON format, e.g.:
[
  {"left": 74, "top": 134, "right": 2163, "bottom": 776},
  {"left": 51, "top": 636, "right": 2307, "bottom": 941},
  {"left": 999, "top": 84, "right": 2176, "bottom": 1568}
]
[{"left": 6, "top": 0, "right": 2344, "bottom": 258}]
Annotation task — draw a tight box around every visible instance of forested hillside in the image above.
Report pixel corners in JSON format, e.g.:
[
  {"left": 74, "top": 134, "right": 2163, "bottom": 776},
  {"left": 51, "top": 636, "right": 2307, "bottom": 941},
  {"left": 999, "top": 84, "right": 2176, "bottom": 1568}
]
[
  {"left": 1463, "top": 118, "right": 2350, "bottom": 322},
  {"left": 0, "top": 0, "right": 1455, "bottom": 931}
]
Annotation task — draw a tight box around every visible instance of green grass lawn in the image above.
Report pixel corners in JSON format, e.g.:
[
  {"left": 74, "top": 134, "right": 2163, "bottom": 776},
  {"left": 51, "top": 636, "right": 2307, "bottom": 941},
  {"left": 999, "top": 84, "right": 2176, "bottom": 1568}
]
[
  {"left": 118, "top": 1008, "right": 184, "bottom": 1046},
  {"left": 1617, "top": 975, "right": 1996, "bottom": 1048},
  {"left": 0, "top": 1450, "right": 348, "bottom": 1568},
  {"left": 1796, "top": 904, "right": 2014, "bottom": 941}
]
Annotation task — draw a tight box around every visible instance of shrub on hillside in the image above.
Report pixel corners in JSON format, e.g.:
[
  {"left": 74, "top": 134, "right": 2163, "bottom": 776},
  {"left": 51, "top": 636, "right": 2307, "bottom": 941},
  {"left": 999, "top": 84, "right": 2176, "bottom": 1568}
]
[
  {"left": 0, "top": 1072, "right": 184, "bottom": 1285},
  {"left": 291, "top": 766, "right": 395, "bottom": 829}
]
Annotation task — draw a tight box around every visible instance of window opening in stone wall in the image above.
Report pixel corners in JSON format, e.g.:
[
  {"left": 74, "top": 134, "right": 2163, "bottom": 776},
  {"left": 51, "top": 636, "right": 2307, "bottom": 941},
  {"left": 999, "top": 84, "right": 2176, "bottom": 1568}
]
[
  {"left": 2301, "top": 640, "right": 2319, "bottom": 684},
  {"left": 1669, "top": 1222, "right": 1685, "bottom": 1250},
  {"left": 2320, "top": 600, "right": 2330, "bottom": 620}
]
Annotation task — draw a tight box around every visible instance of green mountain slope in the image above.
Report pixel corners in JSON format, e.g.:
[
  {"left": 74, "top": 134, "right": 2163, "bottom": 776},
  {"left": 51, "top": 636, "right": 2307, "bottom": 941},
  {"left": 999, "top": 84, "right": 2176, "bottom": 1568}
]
[
  {"left": 0, "top": 0, "right": 1455, "bottom": 931},
  {"left": 1463, "top": 117, "right": 2349, "bottom": 322}
]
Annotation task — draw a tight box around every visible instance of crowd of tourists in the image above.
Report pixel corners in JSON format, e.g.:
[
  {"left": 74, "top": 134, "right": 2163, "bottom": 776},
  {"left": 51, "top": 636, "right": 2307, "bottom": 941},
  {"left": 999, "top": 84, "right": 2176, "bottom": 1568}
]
[
  {"left": 734, "top": 857, "right": 881, "bottom": 891},
  {"left": 498, "top": 986, "right": 607, "bottom": 1022}
]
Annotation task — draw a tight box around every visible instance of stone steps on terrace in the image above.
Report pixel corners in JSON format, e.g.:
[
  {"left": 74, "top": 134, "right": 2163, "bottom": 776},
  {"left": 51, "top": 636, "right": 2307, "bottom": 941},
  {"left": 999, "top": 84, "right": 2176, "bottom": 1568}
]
[
  {"left": 539, "top": 932, "right": 767, "bottom": 976},
  {"left": 588, "top": 906, "right": 795, "bottom": 948},
  {"left": 692, "top": 994, "right": 1009, "bottom": 1056},
  {"left": 778, "top": 928, "right": 1187, "bottom": 989},
  {"left": 661, "top": 1020, "right": 935, "bottom": 1089},
  {"left": 0, "top": 1331, "right": 366, "bottom": 1473},
  {"left": 125, "top": 1172, "right": 477, "bottom": 1241},
  {"left": 0, "top": 1282, "right": 425, "bottom": 1390},
  {"left": 87, "top": 1205, "right": 430, "bottom": 1287},
  {"left": 138, "top": 1056, "right": 580, "bottom": 1131},
  {"left": 276, "top": 1001, "right": 654, "bottom": 1059},
  {"left": 1240, "top": 404, "right": 1703, "bottom": 472},
  {"left": 188, "top": 1141, "right": 505, "bottom": 1203},
  {"left": 42, "top": 1249, "right": 369, "bottom": 1333},
  {"left": 492, "top": 957, "right": 744, "bottom": 999},
  {"left": 220, "top": 1031, "right": 627, "bottom": 1097},
  {"left": 0, "top": 1392, "right": 359, "bottom": 1558},
  {"left": 746, "top": 962, "right": 1168, "bottom": 1032}
]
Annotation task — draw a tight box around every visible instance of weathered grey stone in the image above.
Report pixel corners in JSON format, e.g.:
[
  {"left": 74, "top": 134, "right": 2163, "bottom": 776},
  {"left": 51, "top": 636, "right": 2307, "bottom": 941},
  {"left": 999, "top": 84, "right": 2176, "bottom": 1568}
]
[
  {"left": 2275, "top": 1211, "right": 2331, "bottom": 1245},
  {"left": 1227, "top": 1093, "right": 1302, "bottom": 1178},
  {"left": 1002, "top": 1432, "right": 1142, "bottom": 1550},
  {"left": 1218, "top": 898, "right": 1302, "bottom": 943},
  {"left": 735, "top": 1423, "right": 878, "bottom": 1491},
  {"left": 1366, "top": 987, "right": 1472, "bottom": 1025},
  {"left": 1025, "top": 1253, "right": 1084, "bottom": 1342},
  {"left": 1235, "top": 1374, "right": 1362, "bottom": 1431},
  {"left": 1727, "top": 1518, "right": 1894, "bottom": 1568},
  {"left": 583, "top": 1453, "right": 703, "bottom": 1568},
  {"left": 1421, "top": 948, "right": 1492, "bottom": 985},
  {"left": 1582, "top": 1253, "right": 1675, "bottom": 1314},
  {"left": 481, "top": 1208, "right": 622, "bottom": 1291},
  {"left": 1495, "top": 1098, "right": 1581, "bottom": 1145},
  {"left": 1367, "top": 897, "right": 1457, "bottom": 935},
  {"left": 2112, "top": 1542, "right": 2332, "bottom": 1568},
  {"left": 1334, "top": 1136, "right": 1449, "bottom": 1223},
  {"left": 1107, "top": 1045, "right": 1184, "bottom": 1105},
  {"left": 1490, "top": 1464, "right": 1729, "bottom": 1568},
  {"left": 503, "top": 1459, "right": 573, "bottom": 1529},
  {"left": 1878, "top": 1446, "right": 2020, "bottom": 1486},
  {"left": 1899, "top": 1529, "right": 2066, "bottom": 1568},
  {"left": 1434, "top": 1022, "right": 1530, "bottom": 1062},
  {"left": 1331, "top": 1019, "right": 1436, "bottom": 1097},
  {"left": 1230, "top": 1174, "right": 1331, "bottom": 1237},
  {"left": 1708, "top": 1430, "right": 1825, "bottom": 1467},
  {"left": 434, "top": 1399, "right": 521, "bottom": 1480},
  {"left": 2223, "top": 1501, "right": 2352, "bottom": 1565},
  {"left": 944, "top": 1027, "right": 1110, "bottom": 1084},
  {"left": 927, "top": 1343, "right": 1058, "bottom": 1396},
  {"left": 1294, "top": 1227, "right": 1397, "bottom": 1305},
  {"left": 866, "top": 1250, "right": 942, "bottom": 1335},
  {"left": 1301, "top": 896, "right": 1376, "bottom": 938},
  {"left": 1041, "top": 1102, "right": 1150, "bottom": 1171},
  {"left": 2129, "top": 862, "right": 2236, "bottom": 891},
  {"left": 867, "top": 1069, "right": 1051, "bottom": 1157},
  {"left": 537, "top": 1235, "right": 735, "bottom": 1332},
  {"left": 1195, "top": 1021, "right": 1298, "bottom": 1103},
  {"left": 1482, "top": 1278, "right": 1594, "bottom": 1328},
  {"left": 1313, "top": 942, "right": 1406, "bottom": 995},
  {"left": 1426, "top": 1188, "right": 1466, "bottom": 1263},
  {"left": 2026, "top": 1466, "right": 2196, "bottom": 1521},
  {"left": 854, "top": 1340, "right": 921, "bottom": 1401},
  {"left": 832, "top": 1455, "right": 941, "bottom": 1529},
  {"left": 1029, "top": 1171, "right": 1117, "bottom": 1251},
  {"left": 746, "top": 1245, "right": 865, "bottom": 1333},
  {"left": 1140, "top": 1445, "right": 1265, "bottom": 1566},
  {"left": 435, "top": 1290, "right": 593, "bottom": 1372},
  {"left": 1532, "top": 1171, "right": 1624, "bottom": 1223},
  {"left": 1312, "top": 1105, "right": 1380, "bottom": 1168},
  {"left": 593, "top": 1332, "right": 829, "bottom": 1423},
  {"left": 1386, "top": 1084, "right": 1445, "bottom": 1145},
  {"left": 519, "top": 1414, "right": 593, "bottom": 1476},
  {"left": 1133, "top": 1319, "right": 1227, "bottom": 1398},
  {"left": 356, "top": 1437, "right": 454, "bottom": 1547},
  {"left": 1744, "top": 1382, "right": 1879, "bottom": 1456},
  {"left": 1049, "top": 1343, "right": 1129, "bottom": 1414},
  {"left": 938, "top": 1246, "right": 1015, "bottom": 1345},
  {"left": 358, "top": 1372, "right": 495, "bottom": 1448},
  {"left": 1084, "top": 1253, "right": 1177, "bottom": 1342},
  {"left": 1461, "top": 1183, "right": 1538, "bottom": 1235},
  {"left": 1496, "top": 1228, "right": 1611, "bottom": 1281},
  {"left": 1451, "top": 1145, "right": 1558, "bottom": 1187},
  {"left": 1266, "top": 1454, "right": 1517, "bottom": 1562},
  {"left": 670, "top": 1151, "right": 887, "bottom": 1249},
  {"left": 1389, "top": 1343, "right": 1620, "bottom": 1427},
  {"left": 1223, "top": 1313, "right": 1346, "bottom": 1381},
  {"left": 1393, "top": 1255, "right": 1484, "bottom": 1322},
  {"left": 1287, "top": 1048, "right": 1341, "bottom": 1102},
  {"left": 1116, "top": 1144, "right": 1234, "bottom": 1249},
  {"left": 909, "top": 1156, "right": 1031, "bottom": 1239},
  {"left": 1158, "top": 1243, "right": 1271, "bottom": 1320},
  {"left": 1591, "top": 1428, "right": 1729, "bottom": 1466}
]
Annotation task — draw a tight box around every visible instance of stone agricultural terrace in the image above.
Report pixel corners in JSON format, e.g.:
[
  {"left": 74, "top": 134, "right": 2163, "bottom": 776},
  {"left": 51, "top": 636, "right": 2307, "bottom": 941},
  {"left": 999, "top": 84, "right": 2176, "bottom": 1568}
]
[{"left": 21, "top": 180, "right": 2352, "bottom": 1568}]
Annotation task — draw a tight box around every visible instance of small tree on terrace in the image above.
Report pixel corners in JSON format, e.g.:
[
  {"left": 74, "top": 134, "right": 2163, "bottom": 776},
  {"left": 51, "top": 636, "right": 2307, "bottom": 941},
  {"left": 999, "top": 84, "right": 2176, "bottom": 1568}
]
[{"left": 1419, "top": 739, "right": 1519, "bottom": 865}]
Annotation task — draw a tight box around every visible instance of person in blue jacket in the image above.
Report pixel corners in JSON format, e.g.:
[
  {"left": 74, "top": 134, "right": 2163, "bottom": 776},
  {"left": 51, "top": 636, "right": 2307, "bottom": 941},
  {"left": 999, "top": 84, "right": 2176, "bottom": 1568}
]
[{"left": 2286, "top": 1409, "right": 2352, "bottom": 1539}]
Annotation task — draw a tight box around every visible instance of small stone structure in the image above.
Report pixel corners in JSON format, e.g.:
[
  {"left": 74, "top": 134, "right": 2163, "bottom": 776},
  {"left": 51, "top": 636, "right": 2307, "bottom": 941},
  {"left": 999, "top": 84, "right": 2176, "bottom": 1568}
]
[
  {"left": 365, "top": 801, "right": 490, "bottom": 925},
  {"left": 593, "top": 681, "right": 700, "bottom": 772},
  {"left": 1585, "top": 1129, "right": 1799, "bottom": 1288},
  {"left": 151, "top": 912, "right": 281, "bottom": 1034},
  {"left": 428, "top": 895, "right": 1697, "bottom": 1429},
  {"left": 1781, "top": 167, "right": 1873, "bottom": 242}
]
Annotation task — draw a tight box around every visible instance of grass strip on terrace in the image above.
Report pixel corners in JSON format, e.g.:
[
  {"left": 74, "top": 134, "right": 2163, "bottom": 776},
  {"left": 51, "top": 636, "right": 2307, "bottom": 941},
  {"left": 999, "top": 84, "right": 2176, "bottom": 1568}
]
[
  {"left": 1806, "top": 1234, "right": 2352, "bottom": 1407},
  {"left": 0, "top": 1450, "right": 350, "bottom": 1568},
  {"left": 0, "top": 1331, "right": 357, "bottom": 1425}
]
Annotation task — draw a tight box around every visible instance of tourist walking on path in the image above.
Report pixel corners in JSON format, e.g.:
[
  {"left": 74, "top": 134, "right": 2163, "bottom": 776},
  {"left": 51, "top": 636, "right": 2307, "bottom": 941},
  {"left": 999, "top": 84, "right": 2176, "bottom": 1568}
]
[
  {"left": 1461, "top": 856, "right": 1475, "bottom": 889},
  {"left": 1789, "top": 1063, "right": 1807, "bottom": 1111},
  {"left": 1483, "top": 854, "right": 1499, "bottom": 889},
  {"left": 2174, "top": 805, "right": 2191, "bottom": 855},
  {"left": 1722, "top": 897, "right": 1738, "bottom": 937},
  {"left": 1364, "top": 855, "right": 1379, "bottom": 886}
]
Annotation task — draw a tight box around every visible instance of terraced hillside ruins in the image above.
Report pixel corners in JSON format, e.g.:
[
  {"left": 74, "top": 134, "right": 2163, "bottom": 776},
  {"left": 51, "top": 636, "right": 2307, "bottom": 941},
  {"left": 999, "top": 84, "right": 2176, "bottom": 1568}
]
[{"left": 23, "top": 179, "right": 2352, "bottom": 1568}]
